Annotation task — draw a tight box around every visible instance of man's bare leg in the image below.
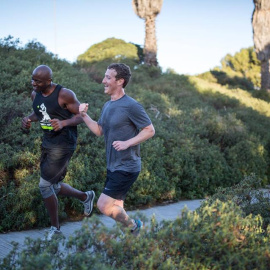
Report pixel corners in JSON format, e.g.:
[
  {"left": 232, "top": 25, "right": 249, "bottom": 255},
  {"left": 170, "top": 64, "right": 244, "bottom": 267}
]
[
  {"left": 44, "top": 194, "right": 59, "bottom": 229},
  {"left": 97, "top": 193, "right": 134, "bottom": 228},
  {"left": 58, "top": 183, "right": 87, "bottom": 201}
]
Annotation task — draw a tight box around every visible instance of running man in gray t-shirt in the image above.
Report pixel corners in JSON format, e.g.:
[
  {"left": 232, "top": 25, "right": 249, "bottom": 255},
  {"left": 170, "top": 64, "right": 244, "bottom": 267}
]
[{"left": 79, "top": 63, "right": 155, "bottom": 234}]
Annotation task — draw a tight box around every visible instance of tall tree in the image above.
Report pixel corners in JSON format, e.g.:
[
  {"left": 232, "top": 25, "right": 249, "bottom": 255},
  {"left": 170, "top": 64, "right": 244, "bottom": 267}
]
[
  {"left": 132, "top": 0, "right": 163, "bottom": 66},
  {"left": 252, "top": 0, "right": 270, "bottom": 91}
]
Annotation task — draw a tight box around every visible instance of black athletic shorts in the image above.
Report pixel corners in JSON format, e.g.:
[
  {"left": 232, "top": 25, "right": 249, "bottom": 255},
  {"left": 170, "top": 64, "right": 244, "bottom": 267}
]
[
  {"left": 103, "top": 170, "right": 140, "bottom": 200},
  {"left": 40, "top": 147, "right": 74, "bottom": 184}
]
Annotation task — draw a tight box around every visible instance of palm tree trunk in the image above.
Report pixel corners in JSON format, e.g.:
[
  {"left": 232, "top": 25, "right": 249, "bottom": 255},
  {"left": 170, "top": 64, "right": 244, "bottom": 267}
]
[
  {"left": 144, "top": 15, "right": 158, "bottom": 66},
  {"left": 261, "top": 58, "right": 270, "bottom": 91}
]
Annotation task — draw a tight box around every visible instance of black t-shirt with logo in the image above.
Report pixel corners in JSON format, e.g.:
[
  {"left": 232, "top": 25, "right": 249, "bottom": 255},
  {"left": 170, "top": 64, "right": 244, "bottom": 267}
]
[{"left": 33, "top": 84, "right": 77, "bottom": 150}]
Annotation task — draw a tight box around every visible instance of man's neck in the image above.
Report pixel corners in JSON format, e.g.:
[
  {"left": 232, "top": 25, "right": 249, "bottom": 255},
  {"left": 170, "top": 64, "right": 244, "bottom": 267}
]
[
  {"left": 110, "top": 89, "right": 125, "bottom": 101},
  {"left": 41, "top": 83, "right": 56, "bottom": 97}
]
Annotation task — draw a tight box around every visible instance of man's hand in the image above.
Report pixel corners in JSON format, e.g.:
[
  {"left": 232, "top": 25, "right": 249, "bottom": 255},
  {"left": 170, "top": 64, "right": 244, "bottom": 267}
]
[
  {"left": 112, "top": 141, "right": 130, "bottom": 151},
  {"left": 22, "top": 117, "right": 32, "bottom": 129},
  {"left": 79, "top": 103, "right": 88, "bottom": 117},
  {"left": 50, "top": 119, "right": 63, "bottom": 131}
]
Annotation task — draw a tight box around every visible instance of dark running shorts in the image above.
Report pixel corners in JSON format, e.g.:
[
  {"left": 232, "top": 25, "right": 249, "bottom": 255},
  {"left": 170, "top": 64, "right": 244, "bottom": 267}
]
[
  {"left": 40, "top": 147, "right": 74, "bottom": 184},
  {"left": 103, "top": 170, "right": 140, "bottom": 200}
]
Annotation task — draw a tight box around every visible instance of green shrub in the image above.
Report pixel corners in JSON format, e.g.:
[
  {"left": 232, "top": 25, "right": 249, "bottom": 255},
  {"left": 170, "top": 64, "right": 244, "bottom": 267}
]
[
  {"left": 76, "top": 38, "right": 141, "bottom": 83},
  {"left": 77, "top": 38, "right": 139, "bottom": 64},
  {"left": 203, "top": 174, "right": 270, "bottom": 229},
  {"left": 199, "top": 47, "right": 261, "bottom": 90},
  {"left": 209, "top": 70, "right": 254, "bottom": 90},
  {"left": 1, "top": 199, "right": 270, "bottom": 269},
  {"left": 1, "top": 36, "right": 270, "bottom": 231}
]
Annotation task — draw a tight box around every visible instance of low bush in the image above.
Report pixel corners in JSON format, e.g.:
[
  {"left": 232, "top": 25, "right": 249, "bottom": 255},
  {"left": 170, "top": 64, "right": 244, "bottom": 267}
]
[
  {"left": 1, "top": 199, "right": 270, "bottom": 269},
  {"left": 203, "top": 173, "right": 270, "bottom": 229},
  {"left": 1, "top": 36, "right": 270, "bottom": 231}
]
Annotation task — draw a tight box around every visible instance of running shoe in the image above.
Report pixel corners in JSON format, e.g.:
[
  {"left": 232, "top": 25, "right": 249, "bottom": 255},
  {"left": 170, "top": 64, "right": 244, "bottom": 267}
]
[
  {"left": 131, "top": 219, "right": 143, "bottom": 236},
  {"left": 44, "top": 226, "right": 63, "bottom": 241},
  {"left": 83, "top": 190, "right": 95, "bottom": 216}
]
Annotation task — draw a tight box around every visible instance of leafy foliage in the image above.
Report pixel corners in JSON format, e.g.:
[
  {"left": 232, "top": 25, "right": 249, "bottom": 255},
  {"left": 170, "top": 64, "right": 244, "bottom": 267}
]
[
  {"left": 76, "top": 38, "right": 142, "bottom": 83},
  {"left": 1, "top": 36, "right": 270, "bottom": 232},
  {"left": 199, "top": 47, "right": 261, "bottom": 91},
  {"left": 1, "top": 199, "right": 270, "bottom": 269},
  {"left": 77, "top": 38, "right": 140, "bottom": 64},
  {"left": 202, "top": 173, "right": 270, "bottom": 230}
]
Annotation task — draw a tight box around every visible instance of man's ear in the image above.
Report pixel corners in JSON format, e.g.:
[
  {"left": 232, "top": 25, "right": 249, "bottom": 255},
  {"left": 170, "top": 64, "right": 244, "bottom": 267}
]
[{"left": 117, "top": 78, "right": 125, "bottom": 86}]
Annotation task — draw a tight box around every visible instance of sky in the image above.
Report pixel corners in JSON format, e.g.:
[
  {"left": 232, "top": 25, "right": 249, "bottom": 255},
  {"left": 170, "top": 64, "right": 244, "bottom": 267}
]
[{"left": 0, "top": 0, "right": 254, "bottom": 75}]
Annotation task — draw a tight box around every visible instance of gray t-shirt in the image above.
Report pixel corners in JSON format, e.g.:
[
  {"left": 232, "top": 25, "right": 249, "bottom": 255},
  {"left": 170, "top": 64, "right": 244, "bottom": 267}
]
[{"left": 98, "top": 95, "right": 152, "bottom": 172}]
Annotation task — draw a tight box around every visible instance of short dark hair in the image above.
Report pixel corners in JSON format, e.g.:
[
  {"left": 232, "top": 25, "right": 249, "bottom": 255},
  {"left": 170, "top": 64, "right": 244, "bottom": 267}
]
[{"left": 107, "top": 63, "right": 131, "bottom": 88}]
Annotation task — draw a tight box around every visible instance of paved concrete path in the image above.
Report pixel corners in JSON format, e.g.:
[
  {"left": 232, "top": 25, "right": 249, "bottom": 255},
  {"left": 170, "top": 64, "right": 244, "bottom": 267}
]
[{"left": 0, "top": 199, "right": 202, "bottom": 259}]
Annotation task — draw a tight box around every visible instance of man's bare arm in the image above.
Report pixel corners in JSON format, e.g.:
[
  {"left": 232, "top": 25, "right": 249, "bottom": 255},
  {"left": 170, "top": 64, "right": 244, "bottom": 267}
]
[
  {"left": 50, "top": 88, "right": 83, "bottom": 131},
  {"left": 112, "top": 124, "right": 155, "bottom": 151},
  {"left": 79, "top": 103, "right": 103, "bottom": 137}
]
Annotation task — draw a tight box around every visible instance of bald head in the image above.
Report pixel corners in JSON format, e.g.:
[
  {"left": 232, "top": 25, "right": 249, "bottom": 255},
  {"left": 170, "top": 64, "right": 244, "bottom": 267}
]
[
  {"left": 32, "top": 65, "right": 52, "bottom": 80},
  {"left": 31, "top": 65, "right": 53, "bottom": 93}
]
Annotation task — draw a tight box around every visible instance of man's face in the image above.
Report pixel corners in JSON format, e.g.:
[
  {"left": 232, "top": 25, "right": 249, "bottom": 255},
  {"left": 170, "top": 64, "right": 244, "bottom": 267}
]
[
  {"left": 31, "top": 72, "right": 51, "bottom": 92},
  {"left": 102, "top": 69, "right": 119, "bottom": 95}
]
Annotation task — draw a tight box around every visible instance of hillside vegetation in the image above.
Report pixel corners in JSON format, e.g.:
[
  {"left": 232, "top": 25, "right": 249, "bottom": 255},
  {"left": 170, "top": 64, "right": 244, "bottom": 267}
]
[
  {"left": 2, "top": 176, "right": 270, "bottom": 269},
  {"left": 1, "top": 36, "right": 270, "bottom": 232}
]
